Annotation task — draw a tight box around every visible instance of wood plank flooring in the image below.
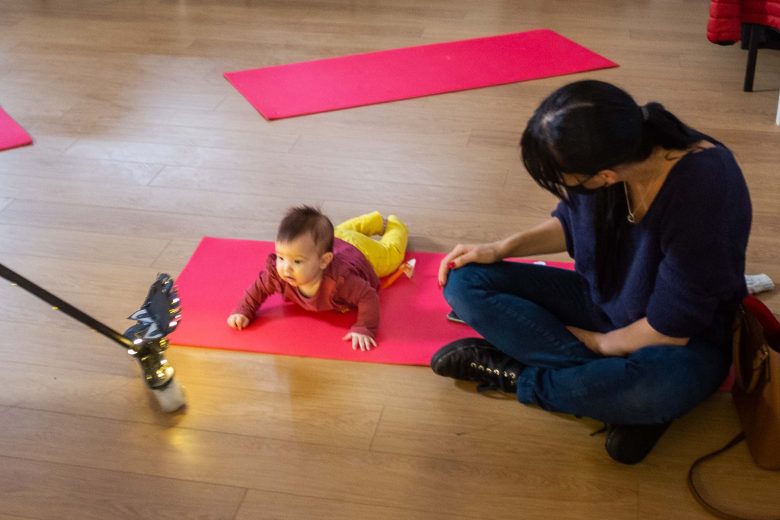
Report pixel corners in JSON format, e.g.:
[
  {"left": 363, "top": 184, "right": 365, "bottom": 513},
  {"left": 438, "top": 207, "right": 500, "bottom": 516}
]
[{"left": 1, "top": 1, "right": 778, "bottom": 518}]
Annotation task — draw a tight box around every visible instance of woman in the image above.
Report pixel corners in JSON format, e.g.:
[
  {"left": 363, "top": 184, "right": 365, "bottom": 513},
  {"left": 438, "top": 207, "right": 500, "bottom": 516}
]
[{"left": 433, "top": 80, "right": 751, "bottom": 464}]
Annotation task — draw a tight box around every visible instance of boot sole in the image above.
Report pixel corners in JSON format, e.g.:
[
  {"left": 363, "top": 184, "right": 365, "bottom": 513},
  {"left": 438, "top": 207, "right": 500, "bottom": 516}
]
[{"left": 605, "top": 422, "right": 672, "bottom": 465}]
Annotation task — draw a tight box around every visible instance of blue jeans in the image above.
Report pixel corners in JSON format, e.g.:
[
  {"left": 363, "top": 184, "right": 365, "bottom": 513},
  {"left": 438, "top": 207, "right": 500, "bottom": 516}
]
[{"left": 443, "top": 262, "right": 731, "bottom": 425}]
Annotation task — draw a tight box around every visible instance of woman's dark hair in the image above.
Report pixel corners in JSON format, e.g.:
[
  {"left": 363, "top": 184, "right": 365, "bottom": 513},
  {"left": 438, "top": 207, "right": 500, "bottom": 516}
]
[
  {"left": 520, "top": 80, "right": 700, "bottom": 297},
  {"left": 277, "top": 205, "right": 334, "bottom": 254}
]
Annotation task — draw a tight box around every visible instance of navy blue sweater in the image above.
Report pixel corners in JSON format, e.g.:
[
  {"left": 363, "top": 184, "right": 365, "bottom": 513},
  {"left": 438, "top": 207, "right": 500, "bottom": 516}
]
[{"left": 553, "top": 145, "right": 752, "bottom": 341}]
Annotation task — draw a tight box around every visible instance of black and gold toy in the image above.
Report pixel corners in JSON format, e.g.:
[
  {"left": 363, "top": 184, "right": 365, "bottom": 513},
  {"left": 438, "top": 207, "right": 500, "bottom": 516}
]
[{"left": 0, "top": 264, "right": 186, "bottom": 412}]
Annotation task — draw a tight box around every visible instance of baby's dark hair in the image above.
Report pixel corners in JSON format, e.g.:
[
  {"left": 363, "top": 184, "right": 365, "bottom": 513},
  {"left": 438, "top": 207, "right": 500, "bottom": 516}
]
[{"left": 276, "top": 205, "right": 334, "bottom": 254}]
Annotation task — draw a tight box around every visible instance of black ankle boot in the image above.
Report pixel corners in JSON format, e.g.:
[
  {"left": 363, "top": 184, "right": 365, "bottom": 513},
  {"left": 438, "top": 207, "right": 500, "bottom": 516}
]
[
  {"left": 605, "top": 421, "right": 672, "bottom": 464},
  {"left": 430, "top": 337, "right": 524, "bottom": 393}
]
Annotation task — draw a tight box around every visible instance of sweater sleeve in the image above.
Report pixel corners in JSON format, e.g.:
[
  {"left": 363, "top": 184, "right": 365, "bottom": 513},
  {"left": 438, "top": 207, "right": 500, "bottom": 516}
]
[
  {"left": 232, "top": 255, "right": 283, "bottom": 320},
  {"left": 646, "top": 154, "right": 750, "bottom": 337},
  {"left": 335, "top": 276, "right": 380, "bottom": 338}
]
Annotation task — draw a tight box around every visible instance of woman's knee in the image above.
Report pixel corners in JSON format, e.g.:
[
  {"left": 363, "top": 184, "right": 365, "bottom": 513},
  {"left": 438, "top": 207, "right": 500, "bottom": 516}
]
[{"left": 443, "top": 264, "right": 486, "bottom": 304}]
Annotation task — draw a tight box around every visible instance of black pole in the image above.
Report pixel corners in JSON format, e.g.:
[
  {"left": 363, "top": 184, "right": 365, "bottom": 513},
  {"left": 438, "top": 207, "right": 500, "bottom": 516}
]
[
  {"left": 743, "top": 24, "right": 760, "bottom": 92},
  {"left": 0, "top": 263, "right": 132, "bottom": 349}
]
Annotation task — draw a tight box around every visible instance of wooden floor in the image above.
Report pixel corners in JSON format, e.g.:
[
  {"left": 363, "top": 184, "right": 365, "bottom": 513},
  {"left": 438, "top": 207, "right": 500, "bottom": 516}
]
[{"left": 1, "top": 1, "right": 779, "bottom": 518}]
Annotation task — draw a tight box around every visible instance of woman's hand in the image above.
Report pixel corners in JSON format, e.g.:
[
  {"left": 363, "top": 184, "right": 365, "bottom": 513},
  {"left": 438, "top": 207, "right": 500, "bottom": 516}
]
[
  {"left": 567, "top": 319, "right": 689, "bottom": 357},
  {"left": 438, "top": 242, "right": 503, "bottom": 287},
  {"left": 566, "top": 326, "right": 608, "bottom": 355},
  {"left": 437, "top": 218, "right": 568, "bottom": 288},
  {"left": 343, "top": 331, "right": 377, "bottom": 351}
]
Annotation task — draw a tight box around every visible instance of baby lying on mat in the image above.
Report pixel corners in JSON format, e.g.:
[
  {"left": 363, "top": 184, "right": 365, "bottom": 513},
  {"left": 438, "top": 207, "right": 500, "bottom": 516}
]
[{"left": 227, "top": 205, "right": 408, "bottom": 351}]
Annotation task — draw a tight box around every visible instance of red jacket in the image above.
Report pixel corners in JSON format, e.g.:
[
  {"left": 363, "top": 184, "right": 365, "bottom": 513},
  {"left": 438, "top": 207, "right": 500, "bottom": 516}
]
[{"left": 708, "top": 0, "right": 780, "bottom": 44}]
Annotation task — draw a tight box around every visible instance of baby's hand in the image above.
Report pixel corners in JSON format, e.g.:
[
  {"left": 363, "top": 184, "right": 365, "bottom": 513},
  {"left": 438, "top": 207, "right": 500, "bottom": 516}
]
[
  {"left": 342, "top": 331, "right": 377, "bottom": 351},
  {"left": 227, "top": 313, "right": 250, "bottom": 330}
]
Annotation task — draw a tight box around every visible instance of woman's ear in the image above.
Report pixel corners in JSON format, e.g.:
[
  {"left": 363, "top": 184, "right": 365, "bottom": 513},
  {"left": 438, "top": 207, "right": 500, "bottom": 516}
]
[
  {"left": 597, "top": 169, "right": 621, "bottom": 186},
  {"left": 319, "top": 251, "right": 334, "bottom": 270}
]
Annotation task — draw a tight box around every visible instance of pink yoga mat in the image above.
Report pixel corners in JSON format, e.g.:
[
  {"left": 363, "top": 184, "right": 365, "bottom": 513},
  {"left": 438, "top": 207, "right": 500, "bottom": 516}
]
[
  {"left": 225, "top": 29, "right": 618, "bottom": 120},
  {"left": 0, "top": 107, "right": 33, "bottom": 151},
  {"left": 169, "top": 237, "right": 574, "bottom": 365}
]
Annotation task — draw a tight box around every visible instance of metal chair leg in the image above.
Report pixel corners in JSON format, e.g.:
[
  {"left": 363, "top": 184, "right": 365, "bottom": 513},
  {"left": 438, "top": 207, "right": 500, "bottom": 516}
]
[{"left": 743, "top": 24, "right": 760, "bottom": 92}]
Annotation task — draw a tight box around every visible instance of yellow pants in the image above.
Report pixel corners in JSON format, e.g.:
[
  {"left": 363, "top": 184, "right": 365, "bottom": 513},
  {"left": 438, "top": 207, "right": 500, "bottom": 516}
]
[{"left": 334, "top": 211, "right": 408, "bottom": 278}]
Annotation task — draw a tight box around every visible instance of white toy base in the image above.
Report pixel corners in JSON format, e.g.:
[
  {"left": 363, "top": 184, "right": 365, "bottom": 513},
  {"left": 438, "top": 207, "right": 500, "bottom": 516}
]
[{"left": 151, "top": 377, "right": 187, "bottom": 413}]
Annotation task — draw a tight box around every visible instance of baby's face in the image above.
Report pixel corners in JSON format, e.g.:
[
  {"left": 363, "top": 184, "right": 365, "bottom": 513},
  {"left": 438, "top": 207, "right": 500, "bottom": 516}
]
[{"left": 275, "top": 234, "right": 327, "bottom": 288}]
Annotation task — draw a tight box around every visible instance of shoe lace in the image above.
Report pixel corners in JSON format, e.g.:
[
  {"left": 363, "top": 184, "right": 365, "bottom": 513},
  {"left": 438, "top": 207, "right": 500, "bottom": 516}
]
[{"left": 471, "top": 354, "right": 520, "bottom": 393}]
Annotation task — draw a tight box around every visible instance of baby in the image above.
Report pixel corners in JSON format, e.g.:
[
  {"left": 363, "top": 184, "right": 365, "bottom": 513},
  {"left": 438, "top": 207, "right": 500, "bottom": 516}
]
[{"left": 227, "top": 206, "right": 408, "bottom": 351}]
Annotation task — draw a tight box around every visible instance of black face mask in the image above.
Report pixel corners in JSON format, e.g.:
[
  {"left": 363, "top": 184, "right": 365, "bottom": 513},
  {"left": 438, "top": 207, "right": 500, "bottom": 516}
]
[{"left": 564, "top": 181, "right": 607, "bottom": 196}]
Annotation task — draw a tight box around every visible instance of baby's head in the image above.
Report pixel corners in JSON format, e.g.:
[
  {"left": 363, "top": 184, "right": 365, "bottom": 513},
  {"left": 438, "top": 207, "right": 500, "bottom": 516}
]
[{"left": 274, "top": 206, "right": 335, "bottom": 288}]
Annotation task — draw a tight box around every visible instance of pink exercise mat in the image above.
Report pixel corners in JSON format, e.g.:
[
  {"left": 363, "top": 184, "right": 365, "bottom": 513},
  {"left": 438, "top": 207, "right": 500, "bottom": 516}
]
[
  {"left": 0, "top": 107, "right": 33, "bottom": 151},
  {"left": 169, "top": 237, "right": 575, "bottom": 365},
  {"left": 224, "top": 29, "right": 618, "bottom": 120}
]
